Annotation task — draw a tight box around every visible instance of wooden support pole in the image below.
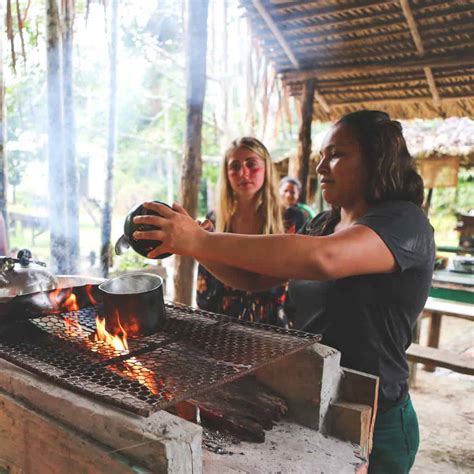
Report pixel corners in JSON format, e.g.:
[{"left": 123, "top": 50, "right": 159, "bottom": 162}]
[
  {"left": 290, "top": 79, "right": 315, "bottom": 203},
  {"left": 174, "top": 0, "right": 209, "bottom": 305}
]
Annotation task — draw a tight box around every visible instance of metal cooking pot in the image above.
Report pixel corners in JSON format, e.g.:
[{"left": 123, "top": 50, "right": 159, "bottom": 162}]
[
  {"left": 114, "top": 201, "right": 173, "bottom": 259},
  {"left": 98, "top": 273, "right": 167, "bottom": 337},
  {"left": 0, "top": 249, "right": 58, "bottom": 298}
]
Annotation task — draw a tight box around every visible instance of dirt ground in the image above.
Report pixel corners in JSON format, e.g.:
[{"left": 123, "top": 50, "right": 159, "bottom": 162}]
[{"left": 410, "top": 315, "right": 474, "bottom": 473}]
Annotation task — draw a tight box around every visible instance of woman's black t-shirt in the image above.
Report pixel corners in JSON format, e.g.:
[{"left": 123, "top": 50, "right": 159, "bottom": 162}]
[{"left": 286, "top": 200, "right": 435, "bottom": 411}]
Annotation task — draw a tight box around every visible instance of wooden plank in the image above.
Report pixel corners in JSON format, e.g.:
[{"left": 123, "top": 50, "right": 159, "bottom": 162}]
[
  {"left": 0, "top": 393, "right": 142, "bottom": 474},
  {"left": 340, "top": 368, "right": 378, "bottom": 456},
  {"left": 406, "top": 343, "right": 474, "bottom": 375},
  {"left": 328, "top": 401, "right": 372, "bottom": 458}
]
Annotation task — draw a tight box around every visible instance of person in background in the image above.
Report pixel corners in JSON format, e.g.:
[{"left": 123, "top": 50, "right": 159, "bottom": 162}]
[
  {"left": 195, "top": 137, "right": 290, "bottom": 328},
  {"left": 279, "top": 176, "right": 316, "bottom": 222},
  {"left": 134, "top": 110, "right": 435, "bottom": 473}
]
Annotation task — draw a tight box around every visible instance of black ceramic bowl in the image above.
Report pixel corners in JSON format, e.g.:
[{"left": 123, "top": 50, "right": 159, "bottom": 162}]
[{"left": 123, "top": 201, "right": 173, "bottom": 259}]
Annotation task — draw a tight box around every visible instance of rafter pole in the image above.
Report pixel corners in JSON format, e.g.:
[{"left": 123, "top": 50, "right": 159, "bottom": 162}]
[
  {"left": 251, "top": 0, "right": 299, "bottom": 69},
  {"left": 399, "top": 0, "right": 441, "bottom": 107},
  {"left": 251, "top": 0, "right": 331, "bottom": 115},
  {"left": 281, "top": 53, "right": 474, "bottom": 82}
]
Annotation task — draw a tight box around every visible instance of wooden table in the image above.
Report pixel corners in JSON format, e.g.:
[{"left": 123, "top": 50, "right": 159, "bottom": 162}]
[
  {"left": 430, "top": 270, "right": 473, "bottom": 304},
  {"left": 408, "top": 271, "right": 473, "bottom": 381}
]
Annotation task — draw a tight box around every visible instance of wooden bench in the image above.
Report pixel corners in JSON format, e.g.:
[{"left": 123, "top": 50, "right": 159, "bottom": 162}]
[
  {"left": 422, "top": 298, "right": 473, "bottom": 369},
  {"left": 407, "top": 343, "right": 474, "bottom": 376},
  {"left": 408, "top": 297, "right": 473, "bottom": 383}
]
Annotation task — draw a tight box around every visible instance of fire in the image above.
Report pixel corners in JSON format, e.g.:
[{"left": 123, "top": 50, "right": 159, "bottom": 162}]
[
  {"left": 64, "top": 292, "right": 79, "bottom": 312},
  {"left": 95, "top": 315, "right": 129, "bottom": 353},
  {"left": 85, "top": 284, "right": 97, "bottom": 306},
  {"left": 54, "top": 289, "right": 161, "bottom": 397},
  {"left": 93, "top": 315, "right": 161, "bottom": 395}
]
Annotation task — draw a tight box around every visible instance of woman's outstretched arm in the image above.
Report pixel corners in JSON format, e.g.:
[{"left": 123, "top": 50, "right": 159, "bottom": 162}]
[{"left": 133, "top": 202, "right": 397, "bottom": 282}]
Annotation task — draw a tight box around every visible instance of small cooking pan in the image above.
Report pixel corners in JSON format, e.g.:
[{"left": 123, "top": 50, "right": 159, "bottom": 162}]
[{"left": 98, "top": 273, "right": 166, "bottom": 337}]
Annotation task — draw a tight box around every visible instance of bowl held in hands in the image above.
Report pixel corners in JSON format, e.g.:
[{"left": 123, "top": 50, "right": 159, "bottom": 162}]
[{"left": 115, "top": 201, "right": 173, "bottom": 259}]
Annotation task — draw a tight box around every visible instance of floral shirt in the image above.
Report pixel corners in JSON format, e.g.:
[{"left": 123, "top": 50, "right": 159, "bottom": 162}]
[{"left": 196, "top": 211, "right": 296, "bottom": 329}]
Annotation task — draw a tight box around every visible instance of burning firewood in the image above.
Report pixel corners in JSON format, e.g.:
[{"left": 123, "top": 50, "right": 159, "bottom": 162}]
[{"left": 169, "top": 375, "right": 288, "bottom": 443}]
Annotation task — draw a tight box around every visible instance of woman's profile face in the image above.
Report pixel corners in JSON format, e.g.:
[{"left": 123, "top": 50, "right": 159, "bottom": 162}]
[
  {"left": 227, "top": 146, "right": 266, "bottom": 198},
  {"left": 316, "top": 123, "right": 368, "bottom": 208}
]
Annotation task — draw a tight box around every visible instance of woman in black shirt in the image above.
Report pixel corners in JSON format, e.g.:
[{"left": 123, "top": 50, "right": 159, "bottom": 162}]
[{"left": 134, "top": 110, "right": 435, "bottom": 473}]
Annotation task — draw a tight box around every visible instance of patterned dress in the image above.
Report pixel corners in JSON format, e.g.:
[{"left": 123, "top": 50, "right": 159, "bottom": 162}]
[{"left": 196, "top": 211, "right": 297, "bottom": 329}]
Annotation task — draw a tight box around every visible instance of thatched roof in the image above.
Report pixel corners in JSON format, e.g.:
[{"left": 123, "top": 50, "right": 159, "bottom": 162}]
[
  {"left": 274, "top": 117, "right": 474, "bottom": 174},
  {"left": 240, "top": 0, "right": 474, "bottom": 120}
]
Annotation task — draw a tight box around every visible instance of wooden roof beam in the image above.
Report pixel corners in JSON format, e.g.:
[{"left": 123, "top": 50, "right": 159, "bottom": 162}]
[
  {"left": 271, "top": 0, "right": 394, "bottom": 15},
  {"left": 281, "top": 52, "right": 474, "bottom": 81},
  {"left": 399, "top": 0, "right": 441, "bottom": 107},
  {"left": 253, "top": 10, "right": 472, "bottom": 45},
  {"left": 251, "top": 0, "right": 299, "bottom": 69},
  {"left": 251, "top": 0, "right": 331, "bottom": 115},
  {"left": 275, "top": 0, "right": 393, "bottom": 25},
  {"left": 326, "top": 94, "right": 472, "bottom": 107},
  {"left": 266, "top": 20, "right": 473, "bottom": 58}
]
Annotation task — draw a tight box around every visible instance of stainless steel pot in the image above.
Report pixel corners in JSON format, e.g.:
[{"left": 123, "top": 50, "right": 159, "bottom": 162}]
[
  {"left": 0, "top": 249, "right": 58, "bottom": 298},
  {"left": 98, "top": 273, "right": 167, "bottom": 337}
]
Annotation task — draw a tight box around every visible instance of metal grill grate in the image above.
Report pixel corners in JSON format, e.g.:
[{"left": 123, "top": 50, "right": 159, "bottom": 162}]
[{"left": 0, "top": 302, "right": 321, "bottom": 416}]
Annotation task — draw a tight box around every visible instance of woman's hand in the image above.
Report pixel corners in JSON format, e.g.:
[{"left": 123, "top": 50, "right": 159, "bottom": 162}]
[{"left": 133, "top": 202, "right": 208, "bottom": 259}]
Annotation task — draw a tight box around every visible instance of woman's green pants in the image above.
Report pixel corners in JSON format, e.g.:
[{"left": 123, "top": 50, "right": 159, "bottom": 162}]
[{"left": 369, "top": 395, "right": 419, "bottom": 473}]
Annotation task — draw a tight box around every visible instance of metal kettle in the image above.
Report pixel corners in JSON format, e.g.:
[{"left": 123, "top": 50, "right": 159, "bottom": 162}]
[
  {"left": 0, "top": 249, "right": 58, "bottom": 297},
  {"left": 114, "top": 201, "right": 172, "bottom": 260}
]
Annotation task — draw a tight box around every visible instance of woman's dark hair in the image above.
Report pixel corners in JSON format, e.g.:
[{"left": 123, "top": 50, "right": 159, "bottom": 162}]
[
  {"left": 310, "top": 110, "right": 424, "bottom": 236},
  {"left": 338, "top": 110, "right": 424, "bottom": 206}
]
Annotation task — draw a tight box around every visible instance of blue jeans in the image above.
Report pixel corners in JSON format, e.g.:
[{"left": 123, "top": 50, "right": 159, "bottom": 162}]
[{"left": 369, "top": 395, "right": 419, "bottom": 473}]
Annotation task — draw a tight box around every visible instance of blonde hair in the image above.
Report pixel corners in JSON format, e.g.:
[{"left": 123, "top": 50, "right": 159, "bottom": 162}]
[{"left": 216, "top": 137, "right": 283, "bottom": 235}]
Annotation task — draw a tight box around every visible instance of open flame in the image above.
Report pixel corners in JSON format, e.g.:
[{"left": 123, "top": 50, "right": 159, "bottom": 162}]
[
  {"left": 95, "top": 315, "right": 129, "bottom": 352},
  {"left": 49, "top": 286, "right": 162, "bottom": 396},
  {"left": 93, "top": 314, "right": 161, "bottom": 395}
]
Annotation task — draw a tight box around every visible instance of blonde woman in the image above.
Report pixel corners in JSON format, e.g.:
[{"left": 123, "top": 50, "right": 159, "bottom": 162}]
[{"left": 196, "top": 137, "right": 290, "bottom": 327}]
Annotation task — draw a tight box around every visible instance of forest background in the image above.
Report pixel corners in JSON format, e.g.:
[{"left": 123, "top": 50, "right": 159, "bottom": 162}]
[{"left": 4, "top": 0, "right": 473, "bottom": 278}]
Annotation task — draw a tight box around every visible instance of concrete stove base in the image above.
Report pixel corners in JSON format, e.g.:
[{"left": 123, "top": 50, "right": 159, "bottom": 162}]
[{"left": 204, "top": 420, "right": 367, "bottom": 473}]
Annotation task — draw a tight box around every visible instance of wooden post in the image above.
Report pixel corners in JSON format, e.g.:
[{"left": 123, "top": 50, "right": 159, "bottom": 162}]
[
  {"left": 174, "top": 0, "right": 209, "bottom": 305},
  {"left": 289, "top": 79, "right": 315, "bottom": 203},
  {"left": 100, "top": 0, "right": 119, "bottom": 278},
  {"left": 0, "top": 2, "right": 9, "bottom": 254},
  {"left": 424, "top": 311, "right": 442, "bottom": 372},
  {"left": 63, "top": 0, "right": 80, "bottom": 274},
  {"left": 46, "top": 0, "right": 68, "bottom": 274}
]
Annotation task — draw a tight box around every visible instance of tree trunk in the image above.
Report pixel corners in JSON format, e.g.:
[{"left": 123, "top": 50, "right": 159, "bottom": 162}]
[
  {"left": 46, "top": 0, "right": 68, "bottom": 274},
  {"left": 173, "top": 0, "right": 209, "bottom": 305},
  {"left": 0, "top": 6, "right": 9, "bottom": 255},
  {"left": 62, "top": 0, "right": 80, "bottom": 273},
  {"left": 289, "top": 79, "right": 315, "bottom": 203},
  {"left": 100, "top": 0, "right": 119, "bottom": 278}
]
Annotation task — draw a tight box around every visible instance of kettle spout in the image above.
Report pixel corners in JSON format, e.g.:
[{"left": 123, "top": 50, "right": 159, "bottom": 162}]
[{"left": 114, "top": 234, "right": 131, "bottom": 256}]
